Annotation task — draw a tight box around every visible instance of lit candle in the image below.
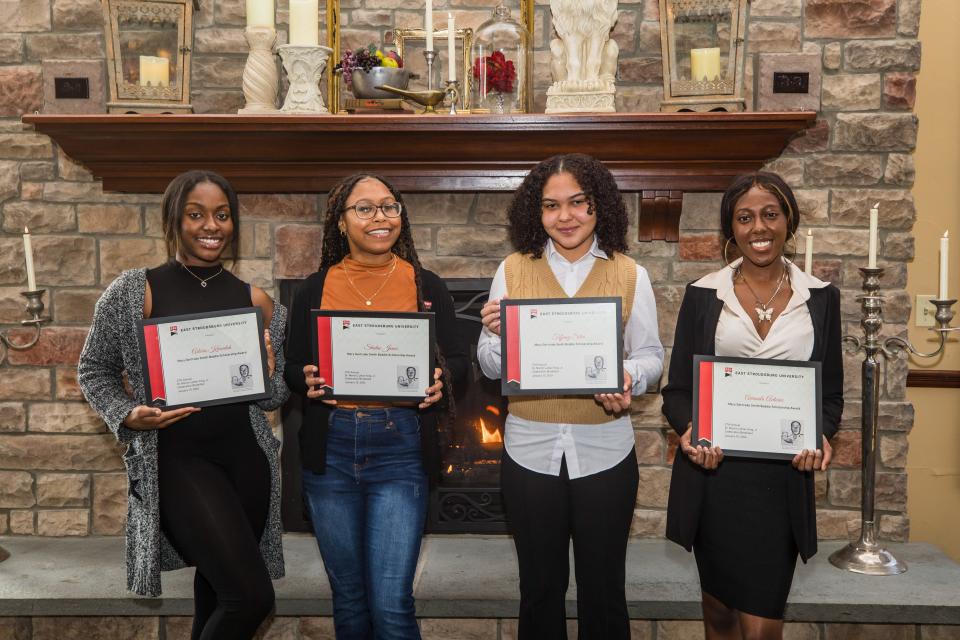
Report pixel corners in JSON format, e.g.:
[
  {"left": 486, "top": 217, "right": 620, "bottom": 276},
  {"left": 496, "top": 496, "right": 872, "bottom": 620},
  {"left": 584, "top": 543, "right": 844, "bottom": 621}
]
[
  {"left": 868, "top": 202, "right": 879, "bottom": 268},
  {"left": 804, "top": 229, "right": 813, "bottom": 275},
  {"left": 246, "top": 0, "right": 274, "bottom": 27},
  {"left": 940, "top": 231, "right": 950, "bottom": 300},
  {"left": 447, "top": 13, "right": 456, "bottom": 82},
  {"left": 690, "top": 47, "right": 720, "bottom": 81},
  {"left": 23, "top": 227, "right": 36, "bottom": 292},
  {"left": 139, "top": 56, "right": 170, "bottom": 87},
  {"left": 425, "top": 0, "right": 433, "bottom": 52},
  {"left": 289, "top": 0, "right": 319, "bottom": 46}
]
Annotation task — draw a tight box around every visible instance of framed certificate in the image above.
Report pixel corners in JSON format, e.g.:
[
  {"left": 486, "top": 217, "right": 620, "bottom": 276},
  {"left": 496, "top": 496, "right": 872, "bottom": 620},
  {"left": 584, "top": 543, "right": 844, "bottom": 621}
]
[
  {"left": 137, "top": 307, "right": 271, "bottom": 410},
  {"left": 311, "top": 311, "right": 436, "bottom": 401},
  {"left": 500, "top": 297, "right": 623, "bottom": 395},
  {"left": 693, "top": 355, "right": 822, "bottom": 460}
]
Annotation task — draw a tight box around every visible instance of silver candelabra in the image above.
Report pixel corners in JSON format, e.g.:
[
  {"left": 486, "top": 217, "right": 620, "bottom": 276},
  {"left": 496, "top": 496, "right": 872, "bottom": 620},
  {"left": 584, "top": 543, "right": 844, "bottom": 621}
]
[{"left": 829, "top": 267, "right": 957, "bottom": 575}]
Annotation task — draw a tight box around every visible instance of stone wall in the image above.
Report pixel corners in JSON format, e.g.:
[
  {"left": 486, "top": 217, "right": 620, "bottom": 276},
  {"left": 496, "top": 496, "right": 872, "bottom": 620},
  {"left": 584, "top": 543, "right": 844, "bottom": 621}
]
[{"left": 0, "top": 0, "right": 920, "bottom": 539}]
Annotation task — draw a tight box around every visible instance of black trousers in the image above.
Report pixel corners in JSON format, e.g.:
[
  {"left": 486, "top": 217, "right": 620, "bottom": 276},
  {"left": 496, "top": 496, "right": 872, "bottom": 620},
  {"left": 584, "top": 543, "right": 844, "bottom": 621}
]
[{"left": 501, "top": 448, "right": 639, "bottom": 640}]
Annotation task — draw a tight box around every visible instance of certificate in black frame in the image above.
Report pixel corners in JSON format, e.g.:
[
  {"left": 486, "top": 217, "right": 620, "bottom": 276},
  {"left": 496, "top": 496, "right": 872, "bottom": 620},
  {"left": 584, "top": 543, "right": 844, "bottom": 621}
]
[
  {"left": 692, "top": 354, "right": 823, "bottom": 461},
  {"left": 499, "top": 297, "right": 624, "bottom": 396},
  {"left": 136, "top": 306, "right": 271, "bottom": 410},
  {"left": 311, "top": 310, "right": 436, "bottom": 402}
]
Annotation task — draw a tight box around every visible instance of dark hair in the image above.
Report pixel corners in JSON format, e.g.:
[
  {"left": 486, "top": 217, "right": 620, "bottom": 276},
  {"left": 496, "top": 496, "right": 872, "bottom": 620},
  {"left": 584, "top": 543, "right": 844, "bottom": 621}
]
[
  {"left": 160, "top": 170, "right": 241, "bottom": 264},
  {"left": 720, "top": 171, "right": 801, "bottom": 250},
  {"left": 507, "top": 153, "right": 629, "bottom": 258}
]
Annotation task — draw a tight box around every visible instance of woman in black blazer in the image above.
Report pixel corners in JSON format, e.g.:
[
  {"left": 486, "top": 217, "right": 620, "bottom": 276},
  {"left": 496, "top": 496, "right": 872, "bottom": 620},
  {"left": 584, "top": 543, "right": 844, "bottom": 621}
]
[{"left": 662, "top": 172, "right": 843, "bottom": 639}]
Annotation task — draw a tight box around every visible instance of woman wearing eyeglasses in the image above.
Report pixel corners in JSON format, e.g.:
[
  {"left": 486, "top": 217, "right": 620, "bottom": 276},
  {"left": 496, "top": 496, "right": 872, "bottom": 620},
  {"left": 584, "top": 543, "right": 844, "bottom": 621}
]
[{"left": 285, "top": 174, "right": 469, "bottom": 639}]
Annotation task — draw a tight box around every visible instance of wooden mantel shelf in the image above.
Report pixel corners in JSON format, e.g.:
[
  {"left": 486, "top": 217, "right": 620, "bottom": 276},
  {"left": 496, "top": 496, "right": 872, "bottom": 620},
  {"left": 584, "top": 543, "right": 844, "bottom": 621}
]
[{"left": 22, "top": 112, "right": 815, "bottom": 240}]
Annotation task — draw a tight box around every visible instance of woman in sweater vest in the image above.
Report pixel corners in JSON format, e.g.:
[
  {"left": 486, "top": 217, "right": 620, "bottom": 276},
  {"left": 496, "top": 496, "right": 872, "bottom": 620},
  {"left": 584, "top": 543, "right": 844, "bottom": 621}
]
[
  {"left": 478, "top": 154, "right": 664, "bottom": 640},
  {"left": 662, "top": 172, "right": 842, "bottom": 638},
  {"left": 285, "top": 174, "right": 469, "bottom": 640}
]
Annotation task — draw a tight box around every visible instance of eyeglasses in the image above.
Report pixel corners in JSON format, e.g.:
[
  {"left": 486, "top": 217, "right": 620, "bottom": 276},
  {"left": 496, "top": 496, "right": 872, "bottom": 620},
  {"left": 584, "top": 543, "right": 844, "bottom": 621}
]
[{"left": 344, "top": 201, "right": 403, "bottom": 219}]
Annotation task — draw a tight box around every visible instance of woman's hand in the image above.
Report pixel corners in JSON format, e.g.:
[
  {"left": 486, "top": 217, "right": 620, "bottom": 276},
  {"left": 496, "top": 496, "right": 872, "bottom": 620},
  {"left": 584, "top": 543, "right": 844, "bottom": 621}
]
[
  {"left": 303, "top": 365, "right": 337, "bottom": 405},
  {"left": 264, "top": 330, "right": 275, "bottom": 378},
  {"left": 123, "top": 405, "right": 199, "bottom": 431},
  {"left": 418, "top": 368, "right": 444, "bottom": 409},
  {"left": 480, "top": 298, "right": 504, "bottom": 336},
  {"left": 595, "top": 370, "right": 633, "bottom": 413},
  {"left": 680, "top": 424, "right": 724, "bottom": 470},
  {"left": 792, "top": 437, "right": 833, "bottom": 471}
]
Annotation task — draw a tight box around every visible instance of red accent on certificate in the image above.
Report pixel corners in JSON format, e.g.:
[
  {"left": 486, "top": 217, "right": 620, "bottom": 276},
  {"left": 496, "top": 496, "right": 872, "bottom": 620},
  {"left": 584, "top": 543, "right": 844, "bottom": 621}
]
[
  {"left": 697, "top": 360, "right": 713, "bottom": 444},
  {"left": 315, "top": 314, "right": 333, "bottom": 391},
  {"left": 506, "top": 304, "right": 521, "bottom": 385},
  {"left": 143, "top": 323, "right": 167, "bottom": 404}
]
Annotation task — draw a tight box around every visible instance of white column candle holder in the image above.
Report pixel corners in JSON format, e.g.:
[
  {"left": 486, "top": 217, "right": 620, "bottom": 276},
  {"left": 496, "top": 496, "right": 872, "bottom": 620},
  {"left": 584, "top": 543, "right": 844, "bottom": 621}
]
[
  {"left": 239, "top": 26, "right": 280, "bottom": 114},
  {"left": 278, "top": 44, "right": 334, "bottom": 114}
]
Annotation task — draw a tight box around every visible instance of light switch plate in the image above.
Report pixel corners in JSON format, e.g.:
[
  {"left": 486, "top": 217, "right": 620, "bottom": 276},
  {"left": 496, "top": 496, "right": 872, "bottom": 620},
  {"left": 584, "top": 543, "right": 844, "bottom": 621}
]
[{"left": 916, "top": 294, "right": 936, "bottom": 327}]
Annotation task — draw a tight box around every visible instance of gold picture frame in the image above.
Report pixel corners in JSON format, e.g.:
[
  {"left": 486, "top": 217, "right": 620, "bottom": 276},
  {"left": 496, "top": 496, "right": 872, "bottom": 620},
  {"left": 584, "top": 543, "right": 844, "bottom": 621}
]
[
  {"left": 325, "top": 0, "right": 535, "bottom": 115},
  {"left": 394, "top": 27, "right": 473, "bottom": 111}
]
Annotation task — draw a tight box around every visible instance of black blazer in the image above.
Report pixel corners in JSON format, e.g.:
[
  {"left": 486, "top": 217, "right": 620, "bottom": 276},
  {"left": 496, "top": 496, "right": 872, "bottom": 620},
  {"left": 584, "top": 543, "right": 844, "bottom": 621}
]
[
  {"left": 661, "top": 281, "right": 843, "bottom": 561},
  {"left": 284, "top": 267, "right": 470, "bottom": 485}
]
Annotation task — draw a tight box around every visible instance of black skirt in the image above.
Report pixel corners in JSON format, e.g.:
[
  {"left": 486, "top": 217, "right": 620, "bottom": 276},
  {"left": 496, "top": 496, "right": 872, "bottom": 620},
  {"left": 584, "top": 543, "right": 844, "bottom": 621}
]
[{"left": 693, "top": 457, "right": 798, "bottom": 619}]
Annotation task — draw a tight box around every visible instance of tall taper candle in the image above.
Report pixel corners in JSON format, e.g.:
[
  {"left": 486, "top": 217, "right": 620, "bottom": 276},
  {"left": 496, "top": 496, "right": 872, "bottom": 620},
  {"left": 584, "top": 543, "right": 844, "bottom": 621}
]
[
  {"left": 805, "top": 229, "right": 813, "bottom": 275},
  {"left": 447, "top": 13, "right": 456, "bottom": 81},
  {"left": 425, "top": 0, "right": 433, "bottom": 52},
  {"left": 868, "top": 202, "right": 879, "bottom": 268},
  {"left": 23, "top": 227, "right": 36, "bottom": 292},
  {"left": 940, "top": 231, "right": 950, "bottom": 299}
]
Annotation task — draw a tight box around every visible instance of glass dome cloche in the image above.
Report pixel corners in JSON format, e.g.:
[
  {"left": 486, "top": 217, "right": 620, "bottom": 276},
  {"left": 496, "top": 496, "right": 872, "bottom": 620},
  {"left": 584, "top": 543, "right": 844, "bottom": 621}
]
[{"left": 470, "top": 2, "right": 530, "bottom": 114}]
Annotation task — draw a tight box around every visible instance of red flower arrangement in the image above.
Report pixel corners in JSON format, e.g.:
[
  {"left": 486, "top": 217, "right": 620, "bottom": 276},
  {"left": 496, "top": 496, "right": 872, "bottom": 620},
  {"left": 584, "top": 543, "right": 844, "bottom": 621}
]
[{"left": 473, "top": 50, "right": 516, "bottom": 94}]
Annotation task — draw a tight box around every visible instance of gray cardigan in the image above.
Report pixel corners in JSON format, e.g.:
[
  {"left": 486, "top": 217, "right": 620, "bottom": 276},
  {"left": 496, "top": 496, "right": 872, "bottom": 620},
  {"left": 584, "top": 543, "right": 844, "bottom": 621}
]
[{"left": 77, "top": 268, "right": 289, "bottom": 597}]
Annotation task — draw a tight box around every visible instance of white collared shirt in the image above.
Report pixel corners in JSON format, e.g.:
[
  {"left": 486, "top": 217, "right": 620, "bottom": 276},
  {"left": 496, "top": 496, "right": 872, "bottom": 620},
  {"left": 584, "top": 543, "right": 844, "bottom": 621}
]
[
  {"left": 477, "top": 238, "right": 664, "bottom": 479},
  {"left": 696, "top": 257, "right": 828, "bottom": 361}
]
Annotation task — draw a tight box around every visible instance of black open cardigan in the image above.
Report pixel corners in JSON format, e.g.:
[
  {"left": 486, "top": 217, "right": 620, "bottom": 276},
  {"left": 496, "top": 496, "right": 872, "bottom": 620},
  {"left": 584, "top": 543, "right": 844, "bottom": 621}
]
[
  {"left": 661, "top": 281, "right": 843, "bottom": 561},
  {"left": 284, "top": 267, "right": 470, "bottom": 485}
]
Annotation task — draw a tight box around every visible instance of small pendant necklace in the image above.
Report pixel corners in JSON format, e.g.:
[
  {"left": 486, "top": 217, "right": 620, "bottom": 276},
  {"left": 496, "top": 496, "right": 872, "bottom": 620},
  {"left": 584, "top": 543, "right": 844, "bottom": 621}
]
[
  {"left": 181, "top": 262, "right": 224, "bottom": 288},
  {"left": 341, "top": 255, "right": 398, "bottom": 306},
  {"left": 734, "top": 260, "right": 788, "bottom": 323}
]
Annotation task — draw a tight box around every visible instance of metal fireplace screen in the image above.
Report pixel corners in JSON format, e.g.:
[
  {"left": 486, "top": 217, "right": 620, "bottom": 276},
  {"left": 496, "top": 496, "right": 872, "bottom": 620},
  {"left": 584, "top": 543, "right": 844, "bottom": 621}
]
[{"left": 278, "top": 278, "right": 508, "bottom": 534}]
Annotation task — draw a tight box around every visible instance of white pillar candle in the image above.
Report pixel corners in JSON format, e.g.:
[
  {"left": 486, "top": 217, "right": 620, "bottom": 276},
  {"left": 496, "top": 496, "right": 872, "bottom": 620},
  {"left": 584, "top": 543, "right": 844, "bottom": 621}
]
[
  {"left": 23, "top": 227, "right": 36, "bottom": 292},
  {"left": 940, "top": 231, "right": 950, "bottom": 299},
  {"left": 425, "top": 0, "right": 433, "bottom": 52},
  {"left": 246, "top": 0, "right": 274, "bottom": 27},
  {"left": 804, "top": 229, "right": 813, "bottom": 275},
  {"left": 867, "top": 202, "right": 879, "bottom": 268},
  {"left": 289, "top": 0, "right": 319, "bottom": 46},
  {"left": 690, "top": 47, "right": 720, "bottom": 81},
  {"left": 139, "top": 56, "right": 170, "bottom": 87},
  {"left": 447, "top": 13, "right": 456, "bottom": 82}
]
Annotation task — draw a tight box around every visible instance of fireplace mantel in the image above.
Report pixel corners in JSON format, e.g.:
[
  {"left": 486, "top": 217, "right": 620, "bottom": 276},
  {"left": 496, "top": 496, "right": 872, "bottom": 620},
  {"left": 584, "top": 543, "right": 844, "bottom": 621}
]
[{"left": 22, "top": 112, "right": 815, "bottom": 241}]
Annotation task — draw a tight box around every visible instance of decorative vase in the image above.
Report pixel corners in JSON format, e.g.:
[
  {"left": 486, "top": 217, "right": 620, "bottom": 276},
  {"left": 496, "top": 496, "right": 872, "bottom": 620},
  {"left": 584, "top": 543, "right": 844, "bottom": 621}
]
[
  {"left": 483, "top": 90, "right": 511, "bottom": 114},
  {"left": 470, "top": 2, "right": 529, "bottom": 114}
]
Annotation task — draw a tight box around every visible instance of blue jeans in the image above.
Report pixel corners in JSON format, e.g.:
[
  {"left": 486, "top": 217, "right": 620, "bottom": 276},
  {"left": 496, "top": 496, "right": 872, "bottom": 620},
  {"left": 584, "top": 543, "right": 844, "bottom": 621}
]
[{"left": 302, "top": 407, "right": 428, "bottom": 640}]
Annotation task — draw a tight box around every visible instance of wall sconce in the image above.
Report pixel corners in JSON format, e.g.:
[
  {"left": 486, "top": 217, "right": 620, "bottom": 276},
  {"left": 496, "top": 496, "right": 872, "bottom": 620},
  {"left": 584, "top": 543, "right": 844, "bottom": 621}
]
[
  {"left": 101, "top": 0, "right": 200, "bottom": 113},
  {"left": 658, "top": 0, "right": 749, "bottom": 112},
  {"left": 0, "top": 291, "right": 50, "bottom": 365}
]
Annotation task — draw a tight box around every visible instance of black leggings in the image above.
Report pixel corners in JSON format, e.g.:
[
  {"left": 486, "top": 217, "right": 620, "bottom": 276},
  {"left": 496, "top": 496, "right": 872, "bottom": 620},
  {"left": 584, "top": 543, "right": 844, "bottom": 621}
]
[{"left": 158, "top": 430, "right": 273, "bottom": 640}]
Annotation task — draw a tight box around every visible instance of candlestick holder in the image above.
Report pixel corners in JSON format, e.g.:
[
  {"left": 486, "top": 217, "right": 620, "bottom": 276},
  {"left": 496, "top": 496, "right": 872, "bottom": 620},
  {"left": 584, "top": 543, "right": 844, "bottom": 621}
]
[
  {"left": 278, "top": 44, "right": 334, "bottom": 114},
  {"left": 445, "top": 80, "right": 461, "bottom": 115},
  {"left": 423, "top": 49, "right": 437, "bottom": 91},
  {"left": 829, "top": 267, "right": 958, "bottom": 576},
  {"left": 238, "top": 26, "right": 280, "bottom": 114},
  {"left": 0, "top": 290, "right": 51, "bottom": 365}
]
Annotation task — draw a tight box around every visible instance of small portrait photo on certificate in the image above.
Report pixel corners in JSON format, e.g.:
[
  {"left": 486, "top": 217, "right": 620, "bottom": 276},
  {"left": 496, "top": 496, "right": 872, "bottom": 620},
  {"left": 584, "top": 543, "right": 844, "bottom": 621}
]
[
  {"left": 397, "top": 365, "right": 419, "bottom": 391},
  {"left": 584, "top": 354, "right": 607, "bottom": 383},
  {"left": 231, "top": 363, "right": 254, "bottom": 391},
  {"left": 780, "top": 419, "right": 804, "bottom": 450}
]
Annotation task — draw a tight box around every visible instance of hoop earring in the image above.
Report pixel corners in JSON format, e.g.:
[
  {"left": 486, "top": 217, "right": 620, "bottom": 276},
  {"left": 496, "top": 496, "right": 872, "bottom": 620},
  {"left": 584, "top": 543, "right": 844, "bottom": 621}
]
[
  {"left": 723, "top": 237, "right": 735, "bottom": 266},
  {"left": 784, "top": 230, "right": 797, "bottom": 260}
]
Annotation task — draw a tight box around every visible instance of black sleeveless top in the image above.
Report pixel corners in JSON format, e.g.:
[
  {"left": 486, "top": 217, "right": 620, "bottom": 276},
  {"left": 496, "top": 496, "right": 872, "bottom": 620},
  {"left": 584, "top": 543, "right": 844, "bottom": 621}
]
[{"left": 146, "top": 261, "right": 254, "bottom": 448}]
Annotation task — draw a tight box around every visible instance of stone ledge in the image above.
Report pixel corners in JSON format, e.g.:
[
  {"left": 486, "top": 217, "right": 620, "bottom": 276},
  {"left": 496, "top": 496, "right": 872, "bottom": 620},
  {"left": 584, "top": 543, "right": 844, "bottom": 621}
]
[{"left": 0, "top": 535, "right": 959, "bottom": 624}]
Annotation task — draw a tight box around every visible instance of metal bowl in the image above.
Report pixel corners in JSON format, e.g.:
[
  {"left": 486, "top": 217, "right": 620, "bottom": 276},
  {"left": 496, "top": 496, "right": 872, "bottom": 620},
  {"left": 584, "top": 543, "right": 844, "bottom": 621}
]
[{"left": 351, "top": 67, "right": 411, "bottom": 100}]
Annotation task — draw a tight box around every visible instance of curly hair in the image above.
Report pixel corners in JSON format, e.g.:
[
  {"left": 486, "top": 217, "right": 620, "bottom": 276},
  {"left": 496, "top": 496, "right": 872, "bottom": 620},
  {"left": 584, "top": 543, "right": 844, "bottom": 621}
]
[
  {"left": 720, "top": 171, "right": 801, "bottom": 255},
  {"left": 160, "top": 169, "right": 240, "bottom": 266},
  {"left": 507, "top": 153, "right": 629, "bottom": 258}
]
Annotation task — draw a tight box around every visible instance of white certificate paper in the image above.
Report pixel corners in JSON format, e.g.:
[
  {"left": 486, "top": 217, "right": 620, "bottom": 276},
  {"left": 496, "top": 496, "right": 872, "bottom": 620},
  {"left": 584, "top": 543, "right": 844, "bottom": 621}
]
[
  {"left": 137, "top": 307, "right": 270, "bottom": 410},
  {"left": 312, "top": 311, "right": 435, "bottom": 401},
  {"left": 693, "top": 355, "right": 822, "bottom": 460},
  {"left": 501, "top": 297, "right": 623, "bottom": 395}
]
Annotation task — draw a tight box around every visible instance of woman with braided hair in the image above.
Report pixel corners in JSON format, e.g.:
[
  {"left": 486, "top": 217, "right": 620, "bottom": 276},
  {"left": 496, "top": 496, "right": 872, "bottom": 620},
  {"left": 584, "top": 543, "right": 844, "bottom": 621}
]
[{"left": 285, "top": 173, "right": 469, "bottom": 640}]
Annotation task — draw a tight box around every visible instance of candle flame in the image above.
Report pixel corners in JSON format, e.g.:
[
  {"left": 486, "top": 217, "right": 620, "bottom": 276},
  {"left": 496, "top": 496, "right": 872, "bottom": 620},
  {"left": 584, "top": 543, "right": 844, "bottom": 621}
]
[
  {"left": 23, "top": 227, "right": 29, "bottom": 234},
  {"left": 872, "top": 202, "right": 880, "bottom": 210},
  {"left": 946, "top": 231, "right": 950, "bottom": 239},
  {"left": 807, "top": 229, "right": 812, "bottom": 237}
]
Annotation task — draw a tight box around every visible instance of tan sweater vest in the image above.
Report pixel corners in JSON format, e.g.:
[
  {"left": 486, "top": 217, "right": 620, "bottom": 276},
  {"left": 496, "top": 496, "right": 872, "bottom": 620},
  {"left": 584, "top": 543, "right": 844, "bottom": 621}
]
[{"left": 504, "top": 250, "right": 637, "bottom": 424}]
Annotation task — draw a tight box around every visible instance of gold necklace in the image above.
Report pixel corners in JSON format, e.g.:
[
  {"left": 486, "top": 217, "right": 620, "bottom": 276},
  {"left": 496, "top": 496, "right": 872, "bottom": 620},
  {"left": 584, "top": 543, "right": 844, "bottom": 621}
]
[
  {"left": 181, "top": 262, "right": 224, "bottom": 288},
  {"left": 734, "top": 260, "right": 788, "bottom": 323},
  {"left": 341, "top": 255, "right": 398, "bottom": 306}
]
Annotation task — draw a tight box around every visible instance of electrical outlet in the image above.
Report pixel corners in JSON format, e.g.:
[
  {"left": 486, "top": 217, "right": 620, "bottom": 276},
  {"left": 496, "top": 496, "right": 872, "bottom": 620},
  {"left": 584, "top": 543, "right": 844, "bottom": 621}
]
[{"left": 916, "top": 294, "right": 936, "bottom": 327}]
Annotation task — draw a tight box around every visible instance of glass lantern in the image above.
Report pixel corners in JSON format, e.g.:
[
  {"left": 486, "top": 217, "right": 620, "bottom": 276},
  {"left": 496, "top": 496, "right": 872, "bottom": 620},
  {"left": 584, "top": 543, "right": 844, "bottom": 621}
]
[
  {"left": 470, "top": 2, "right": 530, "bottom": 114},
  {"left": 658, "top": 0, "right": 749, "bottom": 112},
  {"left": 101, "top": 0, "right": 199, "bottom": 113}
]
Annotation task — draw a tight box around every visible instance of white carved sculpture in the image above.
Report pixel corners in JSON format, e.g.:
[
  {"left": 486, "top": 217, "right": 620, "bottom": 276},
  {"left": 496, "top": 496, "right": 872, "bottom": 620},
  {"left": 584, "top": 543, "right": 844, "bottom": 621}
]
[
  {"left": 238, "top": 26, "right": 280, "bottom": 114},
  {"left": 278, "top": 45, "right": 333, "bottom": 114},
  {"left": 546, "top": 0, "right": 620, "bottom": 113}
]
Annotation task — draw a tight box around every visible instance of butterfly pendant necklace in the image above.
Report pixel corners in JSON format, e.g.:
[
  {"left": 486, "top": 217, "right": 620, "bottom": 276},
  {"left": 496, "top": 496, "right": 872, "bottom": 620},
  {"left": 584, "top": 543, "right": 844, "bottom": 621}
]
[{"left": 734, "top": 259, "right": 788, "bottom": 324}]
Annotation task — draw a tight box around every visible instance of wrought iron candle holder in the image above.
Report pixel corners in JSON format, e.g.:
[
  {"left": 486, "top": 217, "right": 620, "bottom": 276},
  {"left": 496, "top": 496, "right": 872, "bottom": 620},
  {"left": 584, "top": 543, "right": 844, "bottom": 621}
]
[
  {"left": 829, "top": 267, "right": 958, "bottom": 575},
  {"left": 0, "top": 290, "right": 50, "bottom": 365}
]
